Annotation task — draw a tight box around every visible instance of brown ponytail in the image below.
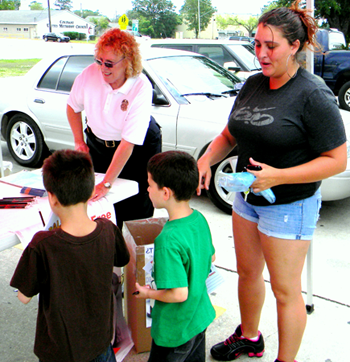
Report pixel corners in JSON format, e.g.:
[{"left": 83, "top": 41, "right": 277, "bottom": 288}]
[{"left": 259, "top": 0, "right": 318, "bottom": 53}]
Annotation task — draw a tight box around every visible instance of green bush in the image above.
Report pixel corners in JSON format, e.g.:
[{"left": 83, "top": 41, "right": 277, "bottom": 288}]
[{"left": 63, "top": 32, "right": 86, "bottom": 40}]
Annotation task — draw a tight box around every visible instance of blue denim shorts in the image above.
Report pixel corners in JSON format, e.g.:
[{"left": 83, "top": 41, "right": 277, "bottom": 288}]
[{"left": 233, "top": 189, "right": 322, "bottom": 240}]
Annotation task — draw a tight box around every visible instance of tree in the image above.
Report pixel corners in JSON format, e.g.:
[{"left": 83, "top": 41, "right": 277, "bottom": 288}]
[
  {"left": 73, "top": 9, "right": 101, "bottom": 19},
  {"left": 126, "top": 12, "right": 156, "bottom": 38},
  {"left": 232, "top": 16, "right": 258, "bottom": 37},
  {"left": 30, "top": 1, "right": 44, "bottom": 10},
  {"left": 54, "top": 0, "right": 73, "bottom": 11},
  {"left": 275, "top": 0, "right": 350, "bottom": 42},
  {"left": 0, "top": 0, "right": 21, "bottom": 10},
  {"left": 131, "top": 0, "right": 181, "bottom": 38},
  {"left": 180, "top": 0, "right": 216, "bottom": 38},
  {"left": 90, "top": 17, "right": 109, "bottom": 34},
  {"left": 216, "top": 15, "right": 258, "bottom": 37}
]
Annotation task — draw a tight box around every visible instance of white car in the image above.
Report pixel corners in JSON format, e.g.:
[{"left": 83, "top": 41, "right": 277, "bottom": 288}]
[
  {"left": 0, "top": 48, "right": 349, "bottom": 213},
  {"left": 150, "top": 39, "right": 261, "bottom": 81}
]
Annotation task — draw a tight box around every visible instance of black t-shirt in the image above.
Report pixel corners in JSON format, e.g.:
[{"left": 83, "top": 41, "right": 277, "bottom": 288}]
[
  {"left": 10, "top": 218, "right": 130, "bottom": 362},
  {"left": 228, "top": 67, "right": 347, "bottom": 206}
]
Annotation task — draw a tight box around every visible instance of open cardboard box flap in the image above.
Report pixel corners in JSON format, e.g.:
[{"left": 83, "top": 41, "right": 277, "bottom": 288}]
[{"left": 123, "top": 217, "right": 167, "bottom": 353}]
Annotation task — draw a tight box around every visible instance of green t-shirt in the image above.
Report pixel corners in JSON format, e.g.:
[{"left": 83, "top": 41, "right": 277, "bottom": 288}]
[{"left": 151, "top": 209, "right": 216, "bottom": 347}]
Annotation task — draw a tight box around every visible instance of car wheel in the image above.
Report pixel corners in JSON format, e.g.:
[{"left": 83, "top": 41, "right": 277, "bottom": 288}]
[
  {"left": 207, "top": 151, "right": 238, "bottom": 215},
  {"left": 44, "top": 37, "right": 48, "bottom": 42},
  {"left": 6, "top": 114, "right": 48, "bottom": 168},
  {"left": 338, "top": 81, "right": 350, "bottom": 111},
  {"left": 57, "top": 38, "right": 61, "bottom": 42}
]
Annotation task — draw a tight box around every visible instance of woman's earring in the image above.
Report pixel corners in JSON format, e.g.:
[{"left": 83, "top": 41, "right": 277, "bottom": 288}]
[
  {"left": 254, "top": 56, "right": 260, "bottom": 70},
  {"left": 286, "top": 53, "right": 298, "bottom": 79}
]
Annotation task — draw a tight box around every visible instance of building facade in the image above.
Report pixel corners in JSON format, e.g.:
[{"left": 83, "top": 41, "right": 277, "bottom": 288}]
[{"left": 0, "top": 10, "right": 95, "bottom": 40}]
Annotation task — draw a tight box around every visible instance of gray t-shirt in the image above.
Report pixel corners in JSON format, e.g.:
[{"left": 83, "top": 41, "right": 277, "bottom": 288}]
[{"left": 228, "top": 67, "right": 346, "bottom": 206}]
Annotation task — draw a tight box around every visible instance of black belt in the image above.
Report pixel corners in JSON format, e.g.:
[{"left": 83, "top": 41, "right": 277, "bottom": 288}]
[{"left": 86, "top": 126, "right": 117, "bottom": 148}]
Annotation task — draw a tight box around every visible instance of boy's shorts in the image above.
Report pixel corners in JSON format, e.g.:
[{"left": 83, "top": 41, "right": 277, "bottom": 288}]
[
  {"left": 233, "top": 189, "right": 322, "bottom": 240},
  {"left": 148, "top": 329, "right": 206, "bottom": 362}
]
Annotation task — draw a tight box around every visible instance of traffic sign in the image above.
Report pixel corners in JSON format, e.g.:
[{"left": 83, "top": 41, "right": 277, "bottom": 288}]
[{"left": 119, "top": 14, "right": 128, "bottom": 30}]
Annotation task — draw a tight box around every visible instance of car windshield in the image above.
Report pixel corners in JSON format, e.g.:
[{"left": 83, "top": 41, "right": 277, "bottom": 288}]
[
  {"left": 328, "top": 31, "right": 346, "bottom": 49},
  {"left": 227, "top": 44, "right": 261, "bottom": 71},
  {"left": 147, "top": 55, "right": 241, "bottom": 99}
]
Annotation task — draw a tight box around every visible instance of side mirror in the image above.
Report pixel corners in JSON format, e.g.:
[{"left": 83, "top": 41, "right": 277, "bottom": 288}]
[
  {"left": 224, "top": 62, "right": 242, "bottom": 73},
  {"left": 152, "top": 89, "right": 168, "bottom": 106}
]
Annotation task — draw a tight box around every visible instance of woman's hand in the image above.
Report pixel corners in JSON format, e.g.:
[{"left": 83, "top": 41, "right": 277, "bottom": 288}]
[
  {"left": 75, "top": 141, "right": 89, "bottom": 153},
  {"left": 197, "top": 156, "right": 212, "bottom": 196},
  {"left": 90, "top": 182, "right": 110, "bottom": 201},
  {"left": 197, "top": 126, "right": 237, "bottom": 196},
  {"left": 248, "top": 157, "right": 278, "bottom": 193}
]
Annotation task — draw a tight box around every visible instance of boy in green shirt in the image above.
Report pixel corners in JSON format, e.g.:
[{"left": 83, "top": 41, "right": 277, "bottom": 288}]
[{"left": 134, "top": 150, "right": 216, "bottom": 362}]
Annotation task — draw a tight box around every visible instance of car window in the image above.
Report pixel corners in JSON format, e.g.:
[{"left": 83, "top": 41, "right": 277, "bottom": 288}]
[
  {"left": 226, "top": 44, "right": 261, "bottom": 71},
  {"left": 37, "top": 57, "right": 67, "bottom": 90},
  {"left": 197, "top": 45, "right": 232, "bottom": 66},
  {"left": 57, "top": 55, "right": 94, "bottom": 92},
  {"left": 328, "top": 31, "right": 346, "bottom": 49},
  {"left": 154, "top": 44, "right": 193, "bottom": 52},
  {"left": 147, "top": 55, "right": 240, "bottom": 101},
  {"left": 37, "top": 55, "right": 94, "bottom": 92}
]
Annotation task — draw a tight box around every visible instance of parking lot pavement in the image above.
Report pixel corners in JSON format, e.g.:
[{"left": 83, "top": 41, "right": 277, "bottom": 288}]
[{"left": 1, "top": 243, "right": 349, "bottom": 362}]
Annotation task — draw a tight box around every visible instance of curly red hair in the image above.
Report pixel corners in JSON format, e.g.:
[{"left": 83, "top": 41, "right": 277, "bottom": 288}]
[{"left": 95, "top": 28, "right": 142, "bottom": 79}]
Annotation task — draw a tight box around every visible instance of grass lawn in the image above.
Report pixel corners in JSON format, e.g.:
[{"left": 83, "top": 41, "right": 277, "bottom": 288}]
[{"left": 0, "top": 59, "right": 42, "bottom": 78}]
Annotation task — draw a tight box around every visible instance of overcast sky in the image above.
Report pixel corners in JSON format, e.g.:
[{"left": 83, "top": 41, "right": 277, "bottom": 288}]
[{"left": 21, "top": 1, "right": 270, "bottom": 18}]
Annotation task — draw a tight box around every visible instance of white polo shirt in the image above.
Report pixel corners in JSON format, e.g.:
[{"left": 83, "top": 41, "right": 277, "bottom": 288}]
[{"left": 67, "top": 63, "right": 152, "bottom": 145}]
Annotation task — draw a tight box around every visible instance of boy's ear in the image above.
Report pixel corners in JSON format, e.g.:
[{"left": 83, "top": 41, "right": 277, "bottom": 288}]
[
  {"left": 47, "top": 192, "right": 59, "bottom": 207},
  {"left": 163, "top": 186, "right": 173, "bottom": 201}
]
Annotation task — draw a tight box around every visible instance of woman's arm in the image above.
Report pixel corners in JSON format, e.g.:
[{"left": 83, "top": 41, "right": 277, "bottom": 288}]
[
  {"left": 66, "top": 105, "right": 89, "bottom": 153},
  {"left": 197, "top": 125, "right": 237, "bottom": 195},
  {"left": 249, "top": 143, "right": 348, "bottom": 193},
  {"left": 134, "top": 282, "right": 188, "bottom": 303},
  {"left": 92, "top": 139, "right": 135, "bottom": 200}
]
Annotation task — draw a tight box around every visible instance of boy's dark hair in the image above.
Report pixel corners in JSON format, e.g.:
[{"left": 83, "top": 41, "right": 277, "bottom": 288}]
[
  {"left": 42, "top": 150, "right": 95, "bottom": 206},
  {"left": 147, "top": 151, "right": 199, "bottom": 201}
]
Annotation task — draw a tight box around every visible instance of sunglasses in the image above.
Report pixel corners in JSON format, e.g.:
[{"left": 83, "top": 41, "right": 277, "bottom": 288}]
[{"left": 95, "top": 57, "right": 125, "bottom": 68}]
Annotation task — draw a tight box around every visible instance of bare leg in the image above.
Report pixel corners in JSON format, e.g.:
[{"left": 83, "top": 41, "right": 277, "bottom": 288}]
[
  {"left": 232, "top": 211, "right": 266, "bottom": 338},
  {"left": 260, "top": 233, "right": 310, "bottom": 362}
]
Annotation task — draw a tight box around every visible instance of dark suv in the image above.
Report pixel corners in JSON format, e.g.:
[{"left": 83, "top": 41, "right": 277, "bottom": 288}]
[{"left": 43, "top": 32, "right": 70, "bottom": 42}]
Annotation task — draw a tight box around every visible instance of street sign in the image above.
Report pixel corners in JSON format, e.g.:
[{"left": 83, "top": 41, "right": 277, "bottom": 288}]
[
  {"left": 118, "top": 14, "right": 128, "bottom": 30},
  {"left": 132, "top": 19, "right": 139, "bottom": 33}
]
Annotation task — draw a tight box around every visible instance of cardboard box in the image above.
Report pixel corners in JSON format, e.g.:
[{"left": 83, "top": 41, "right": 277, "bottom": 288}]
[{"left": 123, "top": 217, "right": 167, "bottom": 353}]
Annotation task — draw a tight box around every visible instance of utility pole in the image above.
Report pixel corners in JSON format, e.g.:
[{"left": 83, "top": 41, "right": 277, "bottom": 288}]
[
  {"left": 47, "top": 0, "right": 52, "bottom": 32},
  {"left": 198, "top": 0, "right": 200, "bottom": 39}
]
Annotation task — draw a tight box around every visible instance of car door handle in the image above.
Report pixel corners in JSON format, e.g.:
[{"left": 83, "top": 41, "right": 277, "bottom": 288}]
[{"left": 34, "top": 98, "right": 45, "bottom": 104}]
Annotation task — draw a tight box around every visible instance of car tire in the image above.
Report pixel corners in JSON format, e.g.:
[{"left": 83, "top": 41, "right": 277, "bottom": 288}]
[
  {"left": 6, "top": 114, "right": 48, "bottom": 168},
  {"left": 338, "top": 81, "right": 350, "bottom": 111},
  {"left": 44, "top": 37, "right": 48, "bottom": 42},
  {"left": 57, "top": 38, "right": 61, "bottom": 42},
  {"left": 206, "top": 151, "right": 238, "bottom": 215}
]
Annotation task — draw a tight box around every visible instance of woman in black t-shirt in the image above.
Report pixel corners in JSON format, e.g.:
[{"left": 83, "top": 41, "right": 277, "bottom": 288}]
[{"left": 197, "top": 1, "right": 347, "bottom": 362}]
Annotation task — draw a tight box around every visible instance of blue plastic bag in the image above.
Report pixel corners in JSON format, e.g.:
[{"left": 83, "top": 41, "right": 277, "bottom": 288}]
[{"left": 218, "top": 172, "right": 276, "bottom": 204}]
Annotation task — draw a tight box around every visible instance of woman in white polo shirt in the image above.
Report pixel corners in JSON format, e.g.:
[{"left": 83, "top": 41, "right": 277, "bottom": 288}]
[{"left": 67, "top": 28, "right": 161, "bottom": 229}]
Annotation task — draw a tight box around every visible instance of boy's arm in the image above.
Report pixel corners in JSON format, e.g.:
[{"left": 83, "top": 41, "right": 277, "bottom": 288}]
[
  {"left": 134, "top": 282, "right": 188, "bottom": 303},
  {"left": 17, "top": 290, "right": 32, "bottom": 304}
]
